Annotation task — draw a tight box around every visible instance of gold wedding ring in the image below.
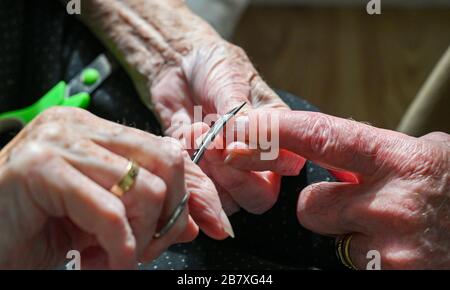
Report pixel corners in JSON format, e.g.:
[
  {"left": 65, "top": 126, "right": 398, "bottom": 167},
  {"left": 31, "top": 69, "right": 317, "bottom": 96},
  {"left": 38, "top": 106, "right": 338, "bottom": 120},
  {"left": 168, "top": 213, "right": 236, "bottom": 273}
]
[
  {"left": 335, "top": 234, "right": 358, "bottom": 270},
  {"left": 110, "top": 160, "right": 140, "bottom": 197}
]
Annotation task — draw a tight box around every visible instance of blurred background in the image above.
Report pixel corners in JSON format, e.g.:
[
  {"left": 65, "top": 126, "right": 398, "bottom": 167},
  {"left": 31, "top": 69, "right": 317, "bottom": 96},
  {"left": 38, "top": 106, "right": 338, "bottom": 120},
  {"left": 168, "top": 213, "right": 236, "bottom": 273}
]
[{"left": 187, "top": 0, "right": 450, "bottom": 135}]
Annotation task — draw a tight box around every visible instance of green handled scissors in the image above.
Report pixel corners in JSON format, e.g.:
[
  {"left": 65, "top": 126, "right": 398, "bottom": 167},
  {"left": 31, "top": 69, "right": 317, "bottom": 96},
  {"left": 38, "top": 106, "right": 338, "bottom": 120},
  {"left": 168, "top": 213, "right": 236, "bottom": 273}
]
[{"left": 0, "top": 54, "right": 114, "bottom": 133}]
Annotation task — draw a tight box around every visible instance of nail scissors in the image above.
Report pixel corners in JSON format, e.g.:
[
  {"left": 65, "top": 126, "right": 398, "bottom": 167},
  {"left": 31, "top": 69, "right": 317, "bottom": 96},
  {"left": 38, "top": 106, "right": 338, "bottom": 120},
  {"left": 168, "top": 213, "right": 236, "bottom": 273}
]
[
  {"left": 154, "top": 102, "right": 247, "bottom": 238},
  {"left": 191, "top": 102, "right": 247, "bottom": 164}
]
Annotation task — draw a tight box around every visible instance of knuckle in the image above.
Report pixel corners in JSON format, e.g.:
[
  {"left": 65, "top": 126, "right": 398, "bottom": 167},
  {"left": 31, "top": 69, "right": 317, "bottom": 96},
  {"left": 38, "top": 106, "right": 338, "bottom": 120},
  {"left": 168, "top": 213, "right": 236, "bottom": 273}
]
[
  {"left": 370, "top": 195, "right": 424, "bottom": 232},
  {"left": 420, "top": 131, "right": 450, "bottom": 144},
  {"left": 231, "top": 44, "right": 247, "bottom": 57},
  {"left": 34, "top": 107, "right": 92, "bottom": 129},
  {"left": 11, "top": 141, "right": 55, "bottom": 169},
  {"left": 34, "top": 123, "right": 65, "bottom": 142},
  {"left": 23, "top": 141, "right": 53, "bottom": 158},
  {"left": 161, "top": 137, "right": 184, "bottom": 170},
  {"left": 103, "top": 201, "right": 127, "bottom": 228},
  {"left": 392, "top": 198, "right": 421, "bottom": 221},
  {"left": 404, "top": 143, "right": 447, "bottom": 181},
  {"left": 383, "top": 248, "right": 423, "bottom": 269},
  {"left": 68, "top": 138, "right": 91, "bottom": 153},
  {"left": 36, "top": 107, "right": 66, "bottom": 122},
  {"left": 36, "top": 106, "right": 93, "bottom": 123},
  {"left": 37, "top": 107, "right": 74, "bottom": 121},
  {"left": 306, "top": 115, "right": 337, "bottom": 157}
]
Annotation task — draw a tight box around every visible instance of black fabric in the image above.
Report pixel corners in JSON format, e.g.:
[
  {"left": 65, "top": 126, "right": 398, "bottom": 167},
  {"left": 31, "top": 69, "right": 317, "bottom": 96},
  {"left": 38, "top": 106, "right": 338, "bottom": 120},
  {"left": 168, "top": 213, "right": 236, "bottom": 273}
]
[{"left": 0, "top": 0, "right": 344, "bottom": 270}]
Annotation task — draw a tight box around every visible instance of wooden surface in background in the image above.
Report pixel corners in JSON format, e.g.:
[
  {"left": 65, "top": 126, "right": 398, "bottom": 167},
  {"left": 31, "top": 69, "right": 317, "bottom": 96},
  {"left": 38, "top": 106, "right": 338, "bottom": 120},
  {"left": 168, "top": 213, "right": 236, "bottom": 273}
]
[{"left": 233, "top": 7, "right": 450, "bottom": 129}]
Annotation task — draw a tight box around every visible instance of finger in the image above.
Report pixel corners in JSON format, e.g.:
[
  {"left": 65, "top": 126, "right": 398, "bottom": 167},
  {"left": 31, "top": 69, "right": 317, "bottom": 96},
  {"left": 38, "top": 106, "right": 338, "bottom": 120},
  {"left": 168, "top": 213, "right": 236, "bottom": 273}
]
[
  {"left": 297, "top": 182, "right": 367, "bottom": 236},
  {"left": 420, "top": 131, "right": 450, "bottom": 147},
  {"left": 211, "top": 165, "right": 281, "bottom": 214},
  {"left": 61, "top": 140, "right": 166, "bottom": 257},
  {"left": 224, "top": 142, "right": 306, "bottom": 176},
  {"left": 235, "top": 110, "right": 414, "bottom": 176},
  {"left": 29, "top": 158, "right": 137, "bottom": 269},
  {"left": 176, "top": 215, "right": 200, "bottom": 244},
  {"left": 141, "top": 207, "right": 190, "bottom": 262},
  {"left": 177, "top": 123, "right": 248, "bottom": 216},
  {"left": 89, "top": 125, "right": 188, "bottom": 236},
  {"left": 179, "top": 114, "right": 282, "bottom": 215},
  {"left": 112, "top": 135, "right": 191, "bottom": 259},
  {"left": 173, "top": 123, "right": 235, "bottom": 239},
  {"left": 184, "top": 151, "right": 234, "bottom": 239},
  {"left": 198, "top": 135, "right": 281, "bottom": 214},
  {"left": 225, "top": 138, "right": 357, "bottom": 182},
  {"left": 184, "top": 126, "right": 281, "bottom": 215},
  {"left": 215, "top": 182, "right": 241, "bottom": 216}
]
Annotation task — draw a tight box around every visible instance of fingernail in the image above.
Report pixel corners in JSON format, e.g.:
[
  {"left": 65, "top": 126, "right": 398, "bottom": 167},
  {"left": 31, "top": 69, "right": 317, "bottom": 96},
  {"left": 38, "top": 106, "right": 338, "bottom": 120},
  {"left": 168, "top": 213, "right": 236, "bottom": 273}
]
[
  {"left": 294, "top": 157, "right": 307, "bottom": 174},
  {"left": 219, "top": 210, "right": 235, "bottom": 238},
  {"left": 224, "top": 148, "right": 252, "bottom": 164},
  {"left": 286, "top": 155, "right": 306, "bottom": 176}
]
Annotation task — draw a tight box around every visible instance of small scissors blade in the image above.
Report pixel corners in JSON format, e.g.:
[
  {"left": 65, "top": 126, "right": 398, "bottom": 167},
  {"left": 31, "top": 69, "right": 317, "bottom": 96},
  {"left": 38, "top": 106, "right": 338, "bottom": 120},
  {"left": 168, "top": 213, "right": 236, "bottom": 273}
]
[
  {"left": 154, "top": 102, "right": 246, "bottom": 239},
  {"left": 191, "top": 102, "right": 247, "bottom": 164}
]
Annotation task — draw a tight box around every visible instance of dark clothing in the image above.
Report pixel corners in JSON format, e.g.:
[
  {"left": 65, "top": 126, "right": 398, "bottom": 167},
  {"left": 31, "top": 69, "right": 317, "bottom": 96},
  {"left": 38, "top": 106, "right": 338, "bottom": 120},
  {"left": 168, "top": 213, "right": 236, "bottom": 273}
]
[{"left": 0, "top": 0, "right": 342, "bottom": 270}]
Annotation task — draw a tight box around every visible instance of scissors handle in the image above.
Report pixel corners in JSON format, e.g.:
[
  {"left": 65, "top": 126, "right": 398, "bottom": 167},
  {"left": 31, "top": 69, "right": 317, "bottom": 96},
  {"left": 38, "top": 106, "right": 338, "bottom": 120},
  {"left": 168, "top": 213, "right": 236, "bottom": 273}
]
[{"left": 0, "top": 81, "right": 90, "bottom": 129}]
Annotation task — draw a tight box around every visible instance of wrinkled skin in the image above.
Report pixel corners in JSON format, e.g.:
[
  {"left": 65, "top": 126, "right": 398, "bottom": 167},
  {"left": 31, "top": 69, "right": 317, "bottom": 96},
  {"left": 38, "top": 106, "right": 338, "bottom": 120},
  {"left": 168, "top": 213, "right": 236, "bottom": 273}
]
[
  {"left": 79, "top": 0, "right": 306, "bottom": 216},
  {"left": 71, "top": 0, "right": 450, "bottom": 269},
  {"left": 0, "top": 107, "right": 231, "bottom": 269},
  {"left": 151, "top": 40, "right": 305, "bottom": 215},
  {"left": 226, "top": 110, "right": 450, "bottom": 269}
]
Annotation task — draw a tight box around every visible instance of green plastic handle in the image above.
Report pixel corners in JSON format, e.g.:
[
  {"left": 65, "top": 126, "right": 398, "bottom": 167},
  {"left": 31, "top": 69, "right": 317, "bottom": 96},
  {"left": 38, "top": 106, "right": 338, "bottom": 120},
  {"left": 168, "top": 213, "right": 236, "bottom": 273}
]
[{"left": 0, "top": 81, "right": 90, "bottom": 125}]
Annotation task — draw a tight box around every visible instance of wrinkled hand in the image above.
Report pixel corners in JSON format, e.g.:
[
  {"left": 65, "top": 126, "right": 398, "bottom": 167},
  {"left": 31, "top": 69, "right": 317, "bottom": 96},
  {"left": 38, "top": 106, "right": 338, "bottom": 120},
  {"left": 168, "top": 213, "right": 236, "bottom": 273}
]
[
  {"left": 0, "top": 107, "right": 230, "bottom": 269},
  {"left": 151, "top": 39, "right": 305, "bottom": 215},
  {"left": 77, "top": 0, "right": 304, "bottom": 215},
  {"left": 226, "top": 110, "right": 450, "bottom": 269}
]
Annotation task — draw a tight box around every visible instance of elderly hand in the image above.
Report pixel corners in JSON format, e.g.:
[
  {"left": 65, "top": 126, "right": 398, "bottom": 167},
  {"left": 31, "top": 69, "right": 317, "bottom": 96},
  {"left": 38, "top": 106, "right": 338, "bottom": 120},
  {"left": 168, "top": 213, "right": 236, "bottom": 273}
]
[
  {"left": 152, "top": 39, "right": 305, "bottom": 215},
  {"left": 226, "top": 110, "right": 450, "bottom": 269},
  {"left": 0, "top": 107, "right": 231, "bottom": 269},
  {"left": 77, "top": 0, "right": 305, "bottom": 216}
]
